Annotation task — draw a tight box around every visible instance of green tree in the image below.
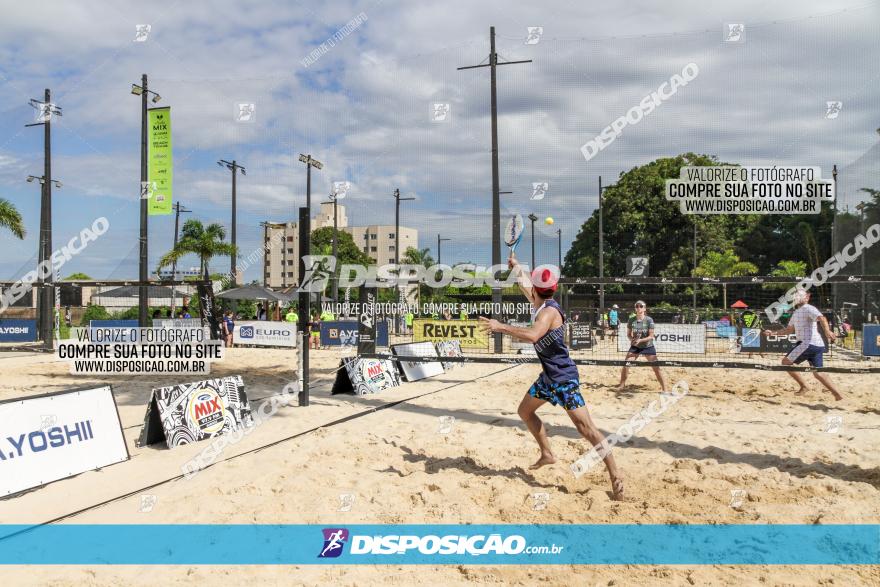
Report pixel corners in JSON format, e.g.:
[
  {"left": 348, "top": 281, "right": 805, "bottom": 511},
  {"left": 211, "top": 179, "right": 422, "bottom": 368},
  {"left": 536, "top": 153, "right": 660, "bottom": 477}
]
[
  {"left": 0, "top": 198, "right": 25, "bottom": 239},
  {"left": 765, "top": 260, "right": 808, "bottom": 291},
  {"left": 63, "top": 272, "right": 92, "bottom": 280},
  {"left": 694, "top": 250, "right": 759, "bottom": 308},
  {"left": 157, "top": 220, "right": 237, "bottom": 281},
  {"left": 80, "top": 303, "right": 110, "bottom": 325},
  {"left": 401, "top": 247, "right": 435, "bottom": 267}
]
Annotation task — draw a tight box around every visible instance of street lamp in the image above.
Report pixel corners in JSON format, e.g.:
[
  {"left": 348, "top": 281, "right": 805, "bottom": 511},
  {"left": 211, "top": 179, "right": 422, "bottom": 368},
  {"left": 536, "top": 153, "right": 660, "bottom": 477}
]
[
  {"left": 169, "top": 202, "right": 191, "bottom": 313},
  {"left": 437, "top": 234, "right": 451, "bottom": 265},
  {"left": 527, "top": 213, "right": 538, "bottom": 270},
  {"left": 297, "top": 154, "right": 323, "bottom": 212},
  {"left": 131, "top": 74, "right": 161, "bottom": 327},
  {"left": 25, "top": 91, "right": 61, "bottom": 350},
  {"left": 217, "top": 159, "right": 246, "bottom": 285}
]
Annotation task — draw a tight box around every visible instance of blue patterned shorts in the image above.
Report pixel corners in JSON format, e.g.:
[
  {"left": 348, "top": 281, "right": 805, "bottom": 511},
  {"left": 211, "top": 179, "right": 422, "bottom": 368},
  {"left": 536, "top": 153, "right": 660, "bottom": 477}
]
[{"left": 528, "top": 376, "right": 585, "bottom": 411}]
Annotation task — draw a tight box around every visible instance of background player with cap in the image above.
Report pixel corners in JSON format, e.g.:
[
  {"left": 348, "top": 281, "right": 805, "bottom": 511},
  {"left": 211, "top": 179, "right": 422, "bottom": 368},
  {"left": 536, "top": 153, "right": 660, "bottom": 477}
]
[
  {"left": 763, "top": 289, "right": 841, "bottom": 401},
  {"left": 479, "top": 252, "right": 624, "bottom": 500}
]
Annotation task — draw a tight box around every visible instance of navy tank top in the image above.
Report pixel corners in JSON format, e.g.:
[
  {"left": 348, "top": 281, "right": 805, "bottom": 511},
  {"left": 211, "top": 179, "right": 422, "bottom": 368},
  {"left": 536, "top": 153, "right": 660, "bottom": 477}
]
[{"left": 532, "top": 299, "right": 579, "bottom": 383}]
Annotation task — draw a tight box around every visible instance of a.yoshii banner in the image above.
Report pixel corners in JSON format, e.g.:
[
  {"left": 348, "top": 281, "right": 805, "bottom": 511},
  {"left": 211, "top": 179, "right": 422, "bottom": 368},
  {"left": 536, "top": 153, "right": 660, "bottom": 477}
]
[{"left": 147, "top": 106, "right": 172, "bottom": 216}]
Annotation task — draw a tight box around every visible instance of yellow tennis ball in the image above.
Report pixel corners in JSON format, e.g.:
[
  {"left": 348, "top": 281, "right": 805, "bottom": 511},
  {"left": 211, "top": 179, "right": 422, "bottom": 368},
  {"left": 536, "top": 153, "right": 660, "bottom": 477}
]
[{"left": 545, "top": 216, "right": 554, "bottom": 225}]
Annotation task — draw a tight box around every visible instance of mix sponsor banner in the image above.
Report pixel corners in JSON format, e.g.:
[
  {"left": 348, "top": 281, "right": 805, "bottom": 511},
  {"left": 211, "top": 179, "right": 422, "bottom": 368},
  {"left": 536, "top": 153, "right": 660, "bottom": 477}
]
[
  {"left": 391, "top": 342, "right": 444, "bottom": 382},
  {"left": 147, "top": 106, "right": 173, "bottom": 216},
  {"left": 0, "top": 319, "right": 37, "bottom": 342},
  {"left": 863, "top": 324, "right": 880, "bottom": 357},
  {"left": 331, "top": 356, "right": 401, "bottom": 395},
  {"left": 0, "top": 524, "right": 876, "bottom": 565},
  {"left": 234, "top": 321, "right": 297, "bottom": 347},
  {"left": 320, "top": 320, "right": 388, "bottom": 347},
  {"left": 0, "top": 386, "right": 128, "bottom": 496},
  {"left": 137, "top": 376, "right": 251, "bottom": 448},
  {"left": 568, "top": 322, "right": 592, "bottom": 350},
  {"left": 413, "top": 319, "right": 489, "bottom": 350},
  {"left": 434, "top": 340, "right": 463, "bottom": 371},
  {"left": 617, "top": 323, "right": 706, "bottom": 354}
]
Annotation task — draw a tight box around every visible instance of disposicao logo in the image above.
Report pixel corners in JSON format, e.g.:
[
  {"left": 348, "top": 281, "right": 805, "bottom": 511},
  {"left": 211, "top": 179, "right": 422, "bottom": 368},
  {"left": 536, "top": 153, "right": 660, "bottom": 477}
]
[{"left": 318, "top": 528, "right": 349, "bottom": 558}]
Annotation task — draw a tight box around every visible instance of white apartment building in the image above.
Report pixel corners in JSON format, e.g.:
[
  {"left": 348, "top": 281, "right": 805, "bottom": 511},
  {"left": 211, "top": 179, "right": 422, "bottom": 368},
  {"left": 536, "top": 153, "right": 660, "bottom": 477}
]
[{"left": 263, "top": 202, "right": 418, "bottom": 288}]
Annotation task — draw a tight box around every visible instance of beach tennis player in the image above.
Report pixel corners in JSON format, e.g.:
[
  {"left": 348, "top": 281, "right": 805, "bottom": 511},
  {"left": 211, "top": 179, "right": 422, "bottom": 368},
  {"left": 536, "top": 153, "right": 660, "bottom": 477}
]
[
  {"left": 617, "top": 301, "right": 668, "bottom": 392},
  {"left": 762, "top": 289, "right": 842, "bottom": 401},
  {"left": 479, "top": 252, "right": 624, "bottom": 500}
]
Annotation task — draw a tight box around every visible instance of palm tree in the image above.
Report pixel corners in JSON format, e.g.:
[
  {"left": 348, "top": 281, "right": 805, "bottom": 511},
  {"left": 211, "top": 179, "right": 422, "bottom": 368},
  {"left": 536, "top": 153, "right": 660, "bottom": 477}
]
[
  {"left": 694, "top": 249, "right": 759, "bottom": 309},
  {"left": 0, "top": 198, "right": 25, "bottom": 239},
  {"left": 402, "top": 247, "right": 435, "bottom": 268},
  {"left": 157, "top": 219, "right": 237, "bottom": 283}
]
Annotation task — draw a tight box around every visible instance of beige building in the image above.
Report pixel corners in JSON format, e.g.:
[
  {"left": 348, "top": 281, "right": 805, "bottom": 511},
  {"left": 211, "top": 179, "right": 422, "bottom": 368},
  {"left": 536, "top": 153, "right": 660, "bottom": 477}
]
[{"left": 263, "top": 202, "right": 418, "bottom": 288}]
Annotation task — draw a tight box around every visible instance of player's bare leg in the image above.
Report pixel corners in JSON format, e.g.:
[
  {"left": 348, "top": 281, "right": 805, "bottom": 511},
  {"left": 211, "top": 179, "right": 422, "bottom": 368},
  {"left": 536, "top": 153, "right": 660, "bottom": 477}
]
[
  {"left": 517, "top": 393, "right": 556, "bottom": 469},
  {"left": 782, "top": 357, "right": 809, "bottom": 395},
  {"left": 812, "top": 372, "right": 843, "bottom": 401},
  {"left": 617, "top": 354, "right": 637, "bottom": 390},
  {"left": 646, "top": 356, "right": 668, "bottom": 392},
  {"left": 567, "top": 406, "right": 624, "bottom": 500}
]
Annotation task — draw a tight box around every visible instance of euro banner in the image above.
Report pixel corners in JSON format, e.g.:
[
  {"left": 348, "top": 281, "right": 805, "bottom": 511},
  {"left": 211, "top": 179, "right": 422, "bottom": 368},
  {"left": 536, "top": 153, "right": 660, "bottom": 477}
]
[
  {"left": 413, "top": 319, "right": 489, "bottom": 350},
  {"left": 147, "top": 106, "right": 172, "bottom": 215}
]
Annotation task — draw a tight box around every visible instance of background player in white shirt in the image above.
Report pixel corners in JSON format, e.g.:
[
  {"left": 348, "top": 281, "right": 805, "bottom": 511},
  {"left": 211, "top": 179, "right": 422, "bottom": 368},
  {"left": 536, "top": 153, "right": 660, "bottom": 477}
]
[{"left": 763, "top": 290, "right": 841, "bottom": 401}]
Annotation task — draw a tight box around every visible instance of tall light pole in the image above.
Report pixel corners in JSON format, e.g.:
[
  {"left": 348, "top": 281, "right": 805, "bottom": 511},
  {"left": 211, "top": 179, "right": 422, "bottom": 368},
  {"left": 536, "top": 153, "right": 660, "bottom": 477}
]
[
  {"left": 131, "top": 75, "right": 161, "bottom": 327},
  {"left": 217, "top": 159, "right": 245, "bottom": 286},
  {"left": 692, "top": 221, "right": 698, "bottom": 316},
  {"left": 527, "top": 213, "right": 538, "bottom": 270},
  {"left": 831, "top": 164, "right": 838, "bottom": 312},
  {"left": 322, "top": 192, "right": 340, "bottom": 303},
  {"left": 393, "top": 189, "right": 415, "bottom": 266},
  {"left": 170, "top": 202, "right": 191, "bottom": 314},
  {"left": 25, "top": 90, "right": 61, "bottom": 350},
  {"left": 437, "top": 234, "right": 451, "bottom": 265},
  {"left": 856, "top": 201, "right": 867, "bottom": 315},
  {"left": 598, "top": 176, "right": 615, "bottom": 313},
  {"left": 298, "top": 154, "right": 323, "bottom": 214},
  {"left": 556, "top": 228, "right": 562, "bottom": 270},
  {"left": 458, "top": 26, "right": 532, "bottom": 353}
]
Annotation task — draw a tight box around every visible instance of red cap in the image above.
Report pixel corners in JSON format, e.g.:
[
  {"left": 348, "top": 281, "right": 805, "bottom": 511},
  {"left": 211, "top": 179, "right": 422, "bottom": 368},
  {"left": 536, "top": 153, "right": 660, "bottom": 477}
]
[{"left": 530, "top": 267, "right": 558, "bottom": 295}]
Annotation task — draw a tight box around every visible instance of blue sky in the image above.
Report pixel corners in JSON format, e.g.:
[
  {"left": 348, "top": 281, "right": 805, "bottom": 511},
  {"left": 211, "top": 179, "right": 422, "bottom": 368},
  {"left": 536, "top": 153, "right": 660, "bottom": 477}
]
[{"left": 1, "top": 0, "right": 878, "bottom": 282}]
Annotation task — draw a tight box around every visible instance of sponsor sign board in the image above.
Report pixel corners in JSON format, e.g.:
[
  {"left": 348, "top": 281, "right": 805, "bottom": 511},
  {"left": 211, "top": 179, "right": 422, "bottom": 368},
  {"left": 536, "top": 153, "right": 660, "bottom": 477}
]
[
  {"left": 617, "top": 323, "right": 706, "bottom": 354},
  {"left": 0, "top": 386, "right": 129, "bottom": 496},
  {"left": 331, "top": 357, "right": 401, "bottom": 395},
  {"left": 863, "top": 324, "right": 880, "bottom": 357},
  {"left": 320, "top": 320, "right": 389, "bottom": 347},
  {"left": 413, "top": 319, "right": 489, "bottom": 350},
  {"left": 569, "top": 321, "right": 593, "bottom": 350},
  {"left": 137, "top": 375, "right": 251, "bottom": 448},
  {"left": 0, "top": 319, "right": 37, "bottom": 342},
  {"left": 391, "top": 342, "right": 444, "bottom": 382},
  {"left": 234, "top": 320, "right": 297, "bottom": 347}
]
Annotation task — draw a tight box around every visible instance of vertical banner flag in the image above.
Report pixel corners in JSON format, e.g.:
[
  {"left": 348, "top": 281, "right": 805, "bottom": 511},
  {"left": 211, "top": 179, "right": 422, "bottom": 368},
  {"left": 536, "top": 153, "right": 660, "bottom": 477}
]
[{"left": 147, "top": 107, "right": 173, "bottom": 216}]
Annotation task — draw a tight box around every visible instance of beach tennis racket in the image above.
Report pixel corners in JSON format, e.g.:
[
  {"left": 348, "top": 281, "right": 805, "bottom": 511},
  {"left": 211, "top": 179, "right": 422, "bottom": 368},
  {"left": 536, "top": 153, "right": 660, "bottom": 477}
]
[{"left": 504, "top": 213, "right": 525, "bottom": 254}]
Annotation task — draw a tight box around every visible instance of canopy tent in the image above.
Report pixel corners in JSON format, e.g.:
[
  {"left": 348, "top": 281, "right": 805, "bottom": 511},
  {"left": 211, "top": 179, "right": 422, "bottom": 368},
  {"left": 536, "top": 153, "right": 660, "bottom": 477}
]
[
  {"left": 730, "top": 300, "right": 749, "bottom": 309},
  {"left": 216, "top": 284, "right": 294, "bottom": 303}
]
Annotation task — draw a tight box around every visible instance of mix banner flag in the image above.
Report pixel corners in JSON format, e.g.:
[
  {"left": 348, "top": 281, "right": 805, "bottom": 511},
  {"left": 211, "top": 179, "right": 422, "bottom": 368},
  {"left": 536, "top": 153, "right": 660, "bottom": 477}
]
[{"left": 147, "top": 106, "right": 172, "bottom": 216}]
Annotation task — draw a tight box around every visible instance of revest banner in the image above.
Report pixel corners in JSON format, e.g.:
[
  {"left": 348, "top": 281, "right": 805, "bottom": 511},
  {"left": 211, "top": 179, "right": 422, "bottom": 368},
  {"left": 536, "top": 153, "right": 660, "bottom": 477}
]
[
  {"left": 0, "top": 319, "right": 37, "bottom": 342},
  {"left": 0, "top": 386, "right": 128, "bottom": 496},
  {"left": 147, "top": 106, "right": 172, "bottom": 216},
  {"left": 617, "top": 323, "right": 706, "bottom": 354},
  {"left": 413, "top": 319, "right": 489, "bottom": 350},
  {"left": 234, "top": 321, "right": 297, "bottom": 347}
]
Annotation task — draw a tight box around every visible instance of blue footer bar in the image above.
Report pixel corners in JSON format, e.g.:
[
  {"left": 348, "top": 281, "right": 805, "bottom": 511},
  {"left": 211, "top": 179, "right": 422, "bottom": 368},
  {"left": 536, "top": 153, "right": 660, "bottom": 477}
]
[{"left": 0, "top": 524, "right": 877, "bottom": 565}]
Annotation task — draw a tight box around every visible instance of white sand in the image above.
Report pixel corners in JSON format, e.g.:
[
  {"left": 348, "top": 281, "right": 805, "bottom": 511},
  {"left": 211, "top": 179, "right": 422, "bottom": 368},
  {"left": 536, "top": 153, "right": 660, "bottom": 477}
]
[{"left": 0, "top": 347, "right": 878, "bottom": 585}]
